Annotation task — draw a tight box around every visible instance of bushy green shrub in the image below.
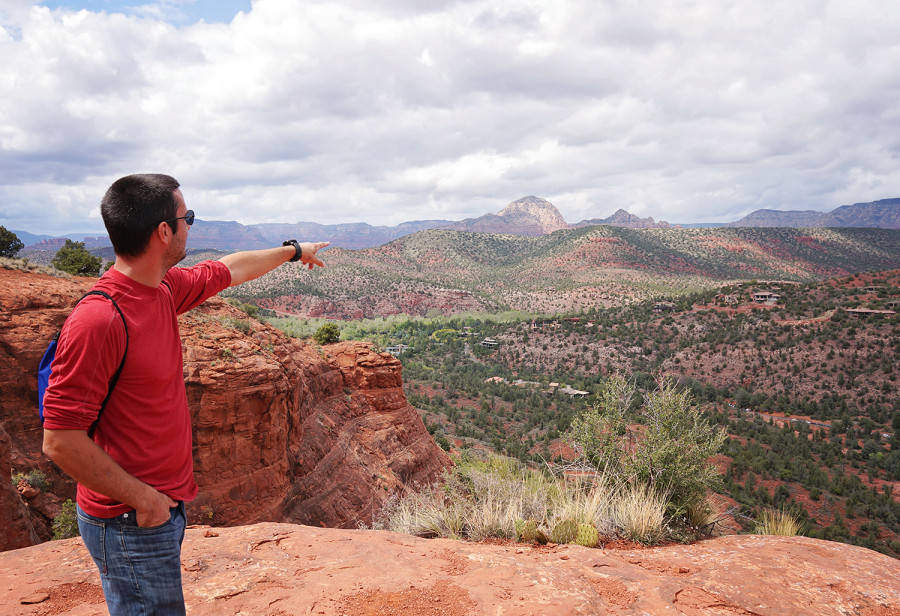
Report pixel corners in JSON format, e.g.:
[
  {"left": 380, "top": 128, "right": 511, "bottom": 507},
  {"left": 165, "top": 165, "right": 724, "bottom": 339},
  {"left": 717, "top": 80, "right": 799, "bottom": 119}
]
[
  {"left": 566, "top": 374, "right": 725, "bottom": 515},
  {"left": 0, "top": 226, "right": 23, "bottom": 258},
  {"left": 53, "top": 499, "right": 80, "bottom": 540},
  {"left": 52, "top": 240, "right": 103, "bottom": 277},
  {"left": 314, "top": 322, "right": 341, "bottom": 345},
  {"left": 11, "top": 469, "right": 49, "bottom": 490}
]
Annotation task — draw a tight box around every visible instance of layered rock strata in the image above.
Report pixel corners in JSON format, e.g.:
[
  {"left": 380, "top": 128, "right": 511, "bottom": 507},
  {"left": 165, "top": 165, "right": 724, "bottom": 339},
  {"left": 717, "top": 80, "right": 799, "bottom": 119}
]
[{"left": 0, "top": 267, "right": 450, "bottom": 546}]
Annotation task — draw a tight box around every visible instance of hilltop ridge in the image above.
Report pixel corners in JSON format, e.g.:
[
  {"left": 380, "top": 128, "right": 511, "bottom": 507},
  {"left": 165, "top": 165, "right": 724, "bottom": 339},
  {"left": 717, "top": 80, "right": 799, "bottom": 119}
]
[
  {"left": 227, "top": 225, "right": 900, "bottom": 320},
  {"left": 728, "top": 198, "right": 900, "bottom": 228}
]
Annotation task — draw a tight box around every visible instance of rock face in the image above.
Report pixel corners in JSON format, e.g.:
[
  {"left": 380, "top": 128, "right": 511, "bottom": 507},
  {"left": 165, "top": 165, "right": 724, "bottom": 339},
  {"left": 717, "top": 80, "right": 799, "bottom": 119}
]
[
  {"left": 0, "top": 267, "right": 450, "bottom": 547},
  {"left": 2, "top": 523, "right": 899, "bottom": 615},
  {"left": 0, "top": 424, "right": 40, "bottom": 551},
  {"left": 575, "top": 208, "right": 674, "bottom": 229},
  {"left": 497, "top": 196, "right": 569, "bottom": 233},
  {"left": 449, "top": 196, "right": 569, "bottom": 236}
]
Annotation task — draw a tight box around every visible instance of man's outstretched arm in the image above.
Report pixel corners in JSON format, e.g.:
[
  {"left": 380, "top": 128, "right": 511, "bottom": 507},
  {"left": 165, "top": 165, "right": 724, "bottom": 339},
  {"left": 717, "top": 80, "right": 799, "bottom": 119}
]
[{"left": 219, "top": 241, "right": 329, "bottom": 287}]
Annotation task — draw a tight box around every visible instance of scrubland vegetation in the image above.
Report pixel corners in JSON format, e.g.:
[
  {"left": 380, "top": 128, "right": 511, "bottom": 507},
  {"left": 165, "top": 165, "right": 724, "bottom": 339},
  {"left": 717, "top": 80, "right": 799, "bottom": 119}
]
[
  {"left": 371, "top": 376, "right": 727, "bottom": 547},
  {"left": 222, "top": 226, "right": 900, "bottom": 319},
  {"left": 264, "top": 268, "right": 900, "bottom": 557}
]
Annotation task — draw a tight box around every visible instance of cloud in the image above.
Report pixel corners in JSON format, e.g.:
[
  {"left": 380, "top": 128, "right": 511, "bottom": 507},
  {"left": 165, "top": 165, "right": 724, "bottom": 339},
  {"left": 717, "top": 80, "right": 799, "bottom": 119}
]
[{"left": 1, "top": 0, "right": 899, "bottom": 236}]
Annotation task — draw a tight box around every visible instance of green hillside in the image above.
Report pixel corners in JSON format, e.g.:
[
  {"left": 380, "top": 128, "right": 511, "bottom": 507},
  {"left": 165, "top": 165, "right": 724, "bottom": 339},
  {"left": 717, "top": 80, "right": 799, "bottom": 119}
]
[{"left": 221, "top": 226, "right": 900, "bottom": 318}]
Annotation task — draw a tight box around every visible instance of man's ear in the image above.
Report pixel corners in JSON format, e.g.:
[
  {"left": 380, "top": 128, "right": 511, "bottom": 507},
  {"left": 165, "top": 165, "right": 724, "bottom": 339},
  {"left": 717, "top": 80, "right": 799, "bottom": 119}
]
[{"left": 154, "top": 221, "right": 173, "bottom": 245}]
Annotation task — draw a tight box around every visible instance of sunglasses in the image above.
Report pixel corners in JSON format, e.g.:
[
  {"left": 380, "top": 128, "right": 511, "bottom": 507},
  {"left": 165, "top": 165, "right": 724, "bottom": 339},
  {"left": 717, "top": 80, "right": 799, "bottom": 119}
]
[{"left": 164, "top": 210, "right": 195, "bottom": 227}]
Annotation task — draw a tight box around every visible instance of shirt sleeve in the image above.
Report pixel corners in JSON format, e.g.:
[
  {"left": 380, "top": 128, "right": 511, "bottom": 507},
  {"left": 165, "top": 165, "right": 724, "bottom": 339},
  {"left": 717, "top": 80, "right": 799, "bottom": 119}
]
[
  {"left": 162, "top": 260, "right": 232, "bottom": 315},
  {"left": 41, "top": 298, "right": 127, "bottom": 431}
]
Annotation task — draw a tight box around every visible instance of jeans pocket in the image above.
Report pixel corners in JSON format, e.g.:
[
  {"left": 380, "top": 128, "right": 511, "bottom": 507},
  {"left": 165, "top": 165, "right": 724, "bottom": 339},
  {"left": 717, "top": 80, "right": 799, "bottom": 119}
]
[
  {"left": 120, "top": 510, "right": 174, "bottom": 532},
  {"left": 76, "top": 506, "right": 108, "bottom": 575}
]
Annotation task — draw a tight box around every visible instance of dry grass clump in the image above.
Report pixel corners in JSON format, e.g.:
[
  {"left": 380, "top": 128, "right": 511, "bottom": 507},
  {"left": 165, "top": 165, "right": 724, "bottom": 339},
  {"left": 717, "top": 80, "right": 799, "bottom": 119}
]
[
  {"left": 373, "top": 451, "right": 711, "bottom": 546},
  {"left": 754, "top": 508, "right": 801, "bottom": 536},
  {"left": 0, "top": 256, "right": 68, "bottom": 277},
  {"left": 611, "top": 483, "right": 668, "bottom": 544}
]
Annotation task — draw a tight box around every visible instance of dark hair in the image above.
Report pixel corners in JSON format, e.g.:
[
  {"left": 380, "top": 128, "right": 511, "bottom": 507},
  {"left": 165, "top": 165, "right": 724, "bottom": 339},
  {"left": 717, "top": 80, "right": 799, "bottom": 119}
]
[{"left": 101, "top": 174, "right": 181, "bottom": 257}]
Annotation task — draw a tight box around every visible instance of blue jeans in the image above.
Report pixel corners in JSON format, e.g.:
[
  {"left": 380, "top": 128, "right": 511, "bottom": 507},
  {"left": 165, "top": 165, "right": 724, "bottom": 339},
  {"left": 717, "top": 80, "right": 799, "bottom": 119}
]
[{"left": 77, "top": 502, "right": 187, "bottom": 616}]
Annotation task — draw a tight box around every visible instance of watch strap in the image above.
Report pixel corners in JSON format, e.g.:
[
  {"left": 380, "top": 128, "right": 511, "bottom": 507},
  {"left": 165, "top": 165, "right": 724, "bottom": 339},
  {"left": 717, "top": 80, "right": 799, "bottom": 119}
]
[{"left": 283, "top": 239, "right": 302, "bottom": 262}]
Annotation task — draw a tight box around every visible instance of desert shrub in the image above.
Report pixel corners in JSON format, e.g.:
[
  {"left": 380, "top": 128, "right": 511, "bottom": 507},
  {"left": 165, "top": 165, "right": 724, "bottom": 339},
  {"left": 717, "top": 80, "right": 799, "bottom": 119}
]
[
  {"left": 314, "top": 322, "right": 341, "bottom": 345},
  {"left": 0, "top": 226, "right": 23, "bottom": 258},
  {"left": 566, "top": 374, "right": 725, "bottom": 515},
  {"left": 52, "top": 240, "right": 103, "bottom": 277},
  {"left": 233, "top": 301, "right": 260, "bottom": 319},
  {"left": 52, "top": 499, "right": 80, "bottom": 540},
  {"left": 376, "top": 453, "right": 549, "bottom": 541},
  {"left": 224, "top": 317, "right": 252, "bottom": 335},
  {"left": 12, "top": 469, "right": 49, "bottom": 490},
  {"left": 372, "top": 451, "right": 695, "bottom": 545}
]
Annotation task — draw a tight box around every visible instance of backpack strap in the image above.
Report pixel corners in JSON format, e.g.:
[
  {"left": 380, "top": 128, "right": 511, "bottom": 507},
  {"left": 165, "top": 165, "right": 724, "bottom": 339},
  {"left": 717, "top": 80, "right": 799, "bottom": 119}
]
[{"left": 78, "top": 291, "right": 129, "bottom": 439}]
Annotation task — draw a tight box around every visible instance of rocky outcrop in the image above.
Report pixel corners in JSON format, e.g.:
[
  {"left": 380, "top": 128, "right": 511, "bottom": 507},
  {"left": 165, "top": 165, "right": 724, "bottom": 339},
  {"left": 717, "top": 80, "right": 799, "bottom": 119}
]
[
  {"left": 2, "top": 523, "right": 899, "bottom": 615},
  {"left": 448, "top": 196, "right": 569, "bottom": 236},
  {"left": 0, "top": 267, "right": 450, "bottom": 547},
  {"left": 0, "top": 424, "right": 39, "bottom": 551},
  {"left": 727, "top": 208, "right": 831, "bottom": 228},
  {"left": 575, "top": 208, "right": 674, "bottom": 229},
  {"left": 496, "top": 196, "right": 569, "bottom": 233}
]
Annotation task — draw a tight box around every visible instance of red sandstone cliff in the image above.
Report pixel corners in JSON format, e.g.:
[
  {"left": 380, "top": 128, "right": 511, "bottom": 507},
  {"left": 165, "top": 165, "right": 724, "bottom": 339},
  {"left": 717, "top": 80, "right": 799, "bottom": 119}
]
[{"left": 0, "top": 267, "right": 450, "bottom": 548}]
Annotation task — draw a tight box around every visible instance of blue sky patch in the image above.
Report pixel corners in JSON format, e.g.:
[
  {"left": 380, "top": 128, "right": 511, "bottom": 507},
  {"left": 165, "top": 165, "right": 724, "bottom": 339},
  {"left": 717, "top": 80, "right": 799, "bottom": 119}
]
[{"left": 39, "top": 0, "right": 252, "bottom": 25}]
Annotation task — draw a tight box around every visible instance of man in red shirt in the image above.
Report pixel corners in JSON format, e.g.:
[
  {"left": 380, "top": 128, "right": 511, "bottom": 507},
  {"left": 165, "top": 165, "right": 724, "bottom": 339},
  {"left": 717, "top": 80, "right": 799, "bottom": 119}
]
[{"left": 42, "top": 174, "right": 328, "bottom": 615}]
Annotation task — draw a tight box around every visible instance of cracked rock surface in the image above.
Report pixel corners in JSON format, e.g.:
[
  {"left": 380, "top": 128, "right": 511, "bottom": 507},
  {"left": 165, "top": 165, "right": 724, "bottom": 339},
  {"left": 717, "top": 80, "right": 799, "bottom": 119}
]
[{"left": 1, "top": 523, "right": 899, "bottom": 615}]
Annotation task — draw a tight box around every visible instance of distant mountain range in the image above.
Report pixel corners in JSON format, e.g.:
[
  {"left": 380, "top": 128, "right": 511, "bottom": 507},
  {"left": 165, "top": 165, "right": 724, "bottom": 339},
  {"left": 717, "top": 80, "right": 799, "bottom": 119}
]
[
  {"left": 726, "top": 198, "right": 900, "bottom": 228},
  {"left": 15, "top": 196, "right": 899, "bottom": 252}
]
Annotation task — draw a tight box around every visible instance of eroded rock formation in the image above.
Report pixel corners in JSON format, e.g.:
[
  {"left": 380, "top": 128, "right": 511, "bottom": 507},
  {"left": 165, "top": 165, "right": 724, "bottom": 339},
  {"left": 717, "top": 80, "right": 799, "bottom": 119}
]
[{"left": 0, "top": 267, "right": 450, "bottom": 546}]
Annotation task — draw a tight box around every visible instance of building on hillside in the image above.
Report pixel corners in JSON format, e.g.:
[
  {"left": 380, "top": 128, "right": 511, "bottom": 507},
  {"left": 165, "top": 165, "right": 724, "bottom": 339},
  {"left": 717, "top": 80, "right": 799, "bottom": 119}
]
[
  {"left": 385, "top": 344, "right": 410, "bottom": 356},
  {"left": 480, "top": 338, "right": 499, "bottom": 348},
  {"left": 513, "top": 379, "right": 541, "bottom": 388},
  {"left": 847, "top": 308, "right": 896, "bottom": 319},
  {"left": 484, "top": 376, "right": 507, "bottom": 384},
  {"left": 752, "top": 292, "right": 781, "bottom": 304},
  {"left": 863, "top": 285, "right": 886, "bottom": 293},
  {"left": 653, "top": 302, "right": 676, "bottom": 312},
  {"left": 557, "top": 385, "right": 589, "bottom": 398}
]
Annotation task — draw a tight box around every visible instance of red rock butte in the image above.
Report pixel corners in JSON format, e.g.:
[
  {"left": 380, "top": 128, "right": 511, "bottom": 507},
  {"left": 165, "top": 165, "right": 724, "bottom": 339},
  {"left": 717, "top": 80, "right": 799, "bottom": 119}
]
[{"left": 0, "top": 267, "right": 449, "bottom": 549}]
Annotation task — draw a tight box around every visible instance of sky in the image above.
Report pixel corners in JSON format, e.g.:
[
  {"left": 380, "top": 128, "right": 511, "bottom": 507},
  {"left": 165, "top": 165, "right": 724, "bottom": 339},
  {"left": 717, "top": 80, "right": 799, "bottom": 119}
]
[{"left": 1, "top": 0, "right": 899, "bottom": 236}]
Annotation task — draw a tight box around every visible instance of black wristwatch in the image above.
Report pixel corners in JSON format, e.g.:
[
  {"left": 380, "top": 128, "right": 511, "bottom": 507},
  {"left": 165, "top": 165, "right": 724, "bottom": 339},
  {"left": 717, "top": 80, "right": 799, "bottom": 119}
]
[{"left": 283, "top": 239, "right": 302, "bottom": 262}]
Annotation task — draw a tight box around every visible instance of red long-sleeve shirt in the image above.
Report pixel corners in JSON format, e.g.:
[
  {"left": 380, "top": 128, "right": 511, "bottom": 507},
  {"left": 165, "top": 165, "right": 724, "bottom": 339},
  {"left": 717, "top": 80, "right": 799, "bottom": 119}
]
[{"left": 42, "top": 261, "right": 231, "bottom": 517}]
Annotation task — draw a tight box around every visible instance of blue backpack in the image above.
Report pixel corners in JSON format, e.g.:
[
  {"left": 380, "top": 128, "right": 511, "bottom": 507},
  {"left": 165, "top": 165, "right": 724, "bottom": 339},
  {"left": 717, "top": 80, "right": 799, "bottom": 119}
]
[{"left": 38, "top": 290, "right": 129, "bottom": 438}]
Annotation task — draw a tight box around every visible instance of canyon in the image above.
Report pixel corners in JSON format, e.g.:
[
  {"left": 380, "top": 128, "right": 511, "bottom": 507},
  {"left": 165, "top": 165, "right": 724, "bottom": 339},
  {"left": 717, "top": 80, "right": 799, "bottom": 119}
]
[{"left": 0, "top": 266, "right": 450, "bottom": 550}]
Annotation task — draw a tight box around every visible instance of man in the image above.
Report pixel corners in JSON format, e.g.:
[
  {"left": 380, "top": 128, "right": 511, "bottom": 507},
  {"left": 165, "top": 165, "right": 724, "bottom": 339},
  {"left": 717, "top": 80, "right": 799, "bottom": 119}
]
[{"left": 41, "top": 174, "right": 328, "bottom": 615}]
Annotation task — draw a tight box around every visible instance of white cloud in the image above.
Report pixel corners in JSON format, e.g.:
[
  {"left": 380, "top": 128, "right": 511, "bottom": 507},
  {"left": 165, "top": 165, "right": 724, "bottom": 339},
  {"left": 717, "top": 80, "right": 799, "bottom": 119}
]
[{"left": 1, "top": 0, "right": 899, "bottom": 236}]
